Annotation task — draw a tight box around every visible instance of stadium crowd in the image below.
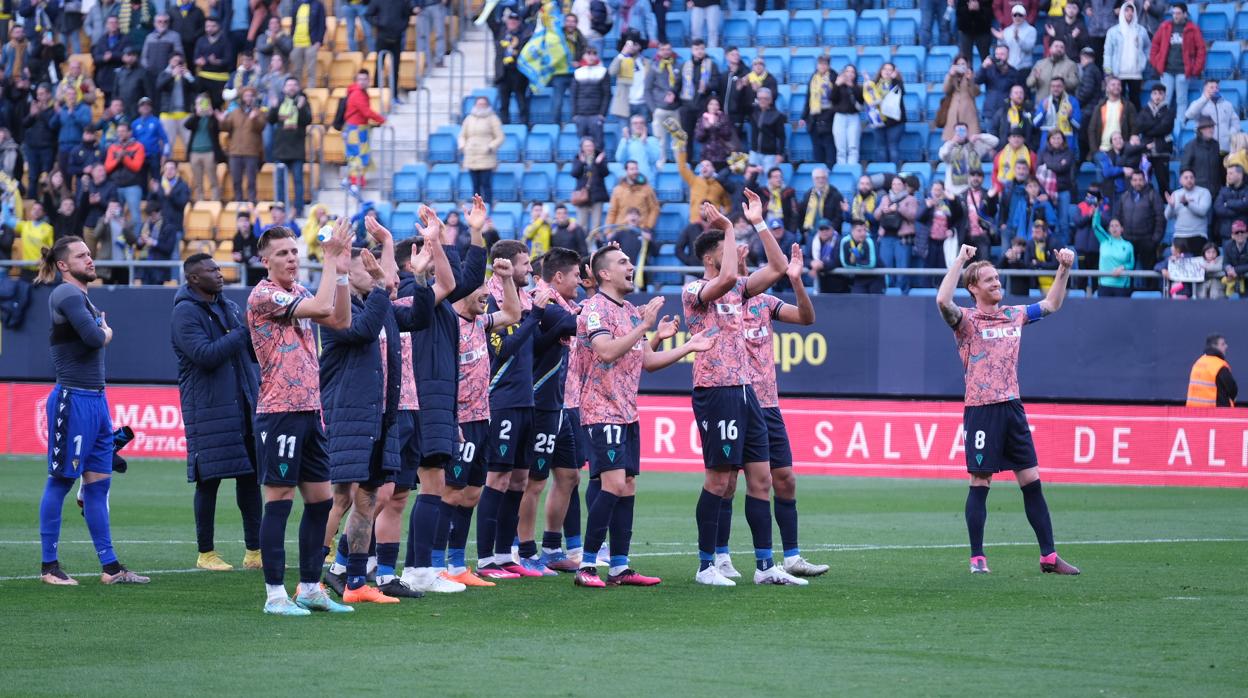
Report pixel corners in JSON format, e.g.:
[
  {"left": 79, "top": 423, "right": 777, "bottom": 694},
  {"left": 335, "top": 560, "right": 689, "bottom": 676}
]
[
  {"left": 1, "top": 0, "right": 1246, "bottom": 299},
  {"left": 461, "top": 0, "right": 1248, "bottom": 298}
]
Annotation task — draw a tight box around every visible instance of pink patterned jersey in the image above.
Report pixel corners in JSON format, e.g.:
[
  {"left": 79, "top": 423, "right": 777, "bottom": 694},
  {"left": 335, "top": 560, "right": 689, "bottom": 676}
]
[
  {"left": 247, "top": 279, "right": 321, "bottom": 414},
  {"left": 390, "top": 297, "right": 420, "bottom": 410},
  {"left": 682, "top": 277, "right": 757, "bottom": 389},
  {"left": 952, "top": 304, "right": 1042, "bottom": 406},
  {"left": 456, "top": 313, "right": 493, "bottom": 423},
  {"left": 563, "top": 334, "right": 584, "bottom": 409},
  {"left": 575, "top": 293, "right": 644, "bottom": 424},
  {"left": 743, "top": 293, "right": 786, "bottom": 409}
]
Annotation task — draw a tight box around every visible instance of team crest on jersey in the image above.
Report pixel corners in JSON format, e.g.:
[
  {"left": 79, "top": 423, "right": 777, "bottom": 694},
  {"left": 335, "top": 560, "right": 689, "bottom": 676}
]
[
  {"left": 537, "top": 458, "right": 547, "bottom": 469},
  {"left": 685, "top": 282, "right": 702, "bottom": 295},
  {"left": 272, "top": 292, "right": 294, "bottom": 307},
  {"left": 586, "top": 311, "right": 602, "bottom": 331},
  {"left": 278, "top": 462, "right": 289, "bottom": 477},
  {"left": 453, "top": 465, "right": 464, "bottom": 478},
  {"left": 606, "top": 449, "right": 617, "bottom": 462},
  {"left": 499, "top": 444, "right": 509, "bottom": 456}
]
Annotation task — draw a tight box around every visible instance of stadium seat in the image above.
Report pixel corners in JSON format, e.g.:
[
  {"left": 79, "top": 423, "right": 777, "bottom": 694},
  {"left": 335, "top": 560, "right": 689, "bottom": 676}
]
[
  {"left": 666, "top": 14, "right": 688, "bottom": 47},
  {"left": 529, "top": 91, "right": 555, "bottom": 125},
  {"left": 657, "top": 203, "right": 689, "bottom": 244},
  {"left": 492, "top": 166, "right": 521, "bottom": 202},
  {"left": 887, "top": 0, "right": 916, "bottom": 8},
  {"left": 1239, "top": 51, "right": 1248, "bottom": 81},
  {"left": 521, "top": 170, "right": 552, "bottom": 202},
  {"left": 756, "top": 10, "right": 789, "bottom": 48},
  {"left": 1236, "top": 9, "right": 1248, "bottom": 40},
  {"left": 722, "top": 15, "right": 755, "bottom": 47},
  {"left": 894, "top": 46, "right": 926, "bottom": 85},
  {"left": 860, "top": 129, "right": 882, "bottom": 163},
  {"left": 789, "top": 0, "right": 817, "bottom": 10},
  {"left": 329, "top": 52, "right": 363, "bottom": 88},
  {"left": 927, "top": 131, "right": 945, "bottom": 161},
  {"left": 525, "top": 130, "right": 554, "bottom": 162},
  {"left": 788, "top": 87, "right": 808, "bottom": 122},
  {"left": 822, "top": 11, "right": 856, "bottom": 47},
  {"left": 1199, "top": 3, "right": 1234, "bottom": 40},
  {"left": 890, "top": 10, "right": 920, "bottom": 45},
  {"left": 1076, "top": 161, "right": 1099, "bottom": 193},
  {"left": 900, "top": 161, "right": 932, "bottom": 187},
  {"left": 655, "top": 166, "right": 684, "bottom": 203},
  {"left": 900, "top": 124, "right": 926, "bottom": 162},
  {"left": 903, "top": 84, "right": 924, "bottom": 121},
  {"left": 926, "top": 46, "right": 958, "bottom": 83},
  {"left": 555, "top": 166, "right": 577, "bottom": 201},
  {"left": 556, "top": 129, "right": 581, "bottom": 162},
  {"left": 924, "top": 92, "right": 944, "bottom": 125},
  {"left": 186, "top": 201, "right": 220, "bottom": 241},
  {"left": 775, "top": 84, "right": 791, "bottom": 117},
  {"left": 393, "top": 171, "right": 422, "bottom": 202},
  {"left": 828, "top": 169, "right": 855, "bottom": 195},
  {"left": 498, "top": 127, "right": 525, "bottom": 163},
  {"left": 790, "top": 10, "right": 821, "bottom": 47},
  {"left": 1220, "top": 80, "right": 1247, "bottom": 117},
  {"left": 493, "top": 202, "right": 522, "bottom": 239},
  {"left": 790, "top": 131, "right": 814, "bottom": 163},
  {"left": 858, "top": 48, "right": 889, "bottom": 82},
  {"left": 1205, "top": 41, "right": 1239, "bottom": 80},
  {"left": 389, "top": 208, "right": 418, "bottom": 238},
  {"left": 827, "top": 48, "right": 857, "bottom": 74},
  {"left": 428, "top": 129, "right": 459, "bottom": 164},
  {"left": 790, "top": 49, "right": 820, "bottom": 87},
  {"left": 426, "top": 164, "right": 458, "bottom": 200},
  {"left": 856, "top": 10, "right": 888, "bottom": 46}
]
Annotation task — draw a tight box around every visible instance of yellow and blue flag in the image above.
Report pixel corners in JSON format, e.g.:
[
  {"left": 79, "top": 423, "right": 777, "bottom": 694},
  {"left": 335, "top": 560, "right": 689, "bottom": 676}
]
[{"left": 517, "top": 2, "right": 573, "bottom": 92}]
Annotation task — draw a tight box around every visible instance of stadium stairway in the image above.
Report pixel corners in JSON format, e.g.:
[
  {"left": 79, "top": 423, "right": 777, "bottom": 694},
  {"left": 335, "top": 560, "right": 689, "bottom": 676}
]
[{"left": 310, "top": 21, "right": 494, "bottom": 229}]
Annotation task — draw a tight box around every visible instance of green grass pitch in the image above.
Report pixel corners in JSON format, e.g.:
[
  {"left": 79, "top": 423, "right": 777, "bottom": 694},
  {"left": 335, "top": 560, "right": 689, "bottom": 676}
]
[{"left": 1, "top": 457, "right": 1245, "bottom": 697}]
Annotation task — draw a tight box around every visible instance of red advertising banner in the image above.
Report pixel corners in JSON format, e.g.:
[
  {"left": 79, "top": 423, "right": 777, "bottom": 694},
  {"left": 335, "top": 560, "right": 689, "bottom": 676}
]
[{"left": 3, "top": 383, "right": 1245, "bottom": 487}]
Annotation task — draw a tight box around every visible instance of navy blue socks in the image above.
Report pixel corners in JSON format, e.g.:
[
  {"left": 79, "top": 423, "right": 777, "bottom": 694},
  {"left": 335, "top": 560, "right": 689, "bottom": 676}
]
[
  {"left": 235, "top": 474, "right": 263, "bottom": 550},
  {"left": 715, "top": 496, "right": 733, "bottom": 554},
  {"left": 194, "top": 478, "right": 221, "bottom": 553},
  {"left": 608, "top": 495, "right": 634, "bottom": 565},
  {"left": 474, "top": 486, "right": 504, "bottom": 565},
  {"left": 581, "top": 490, "right": 618, "bottom": 566},
  {"left": 299, "top": 498, "right": 332, "bottom": 584},
  {"left": 494, "top": 489, "right": 523, "bottom": 558},
  {"left": 260, "top": 499, "right": 293, "bottom": 585},
  {"left": 744, "top": 495, "right": 773, "bottom": 571},
  {"left": 448, "top": 504, "right": 474, "bottom": 569},
  {"left": 1021, "top": 480, "right": 1056, "bottom": 556},
  {"left": 965, "top": 485, "right": 990, "bottom": 558},
  {"left": 432, "top": 499, "right": 452, "bottom": 568},
  {"left": 408, "top": 493, "right": 440, "bottom": 568},
  {"left": 774, "top": 496, "right": 799, "bottom": 557},
  {"left": 563, "top": 483, "right": 581, "bottom": 541},
  {"left": 695, "top": 488, "right": 721, "bottom": 571}
]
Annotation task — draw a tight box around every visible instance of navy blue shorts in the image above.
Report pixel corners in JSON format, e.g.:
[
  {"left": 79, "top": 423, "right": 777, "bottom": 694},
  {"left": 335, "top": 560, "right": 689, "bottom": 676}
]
[
  {"left": 487, "top": 407, "right": 534, "bottom": 473},
  {"left": 46, "top": 385, "right": 114, "bottom": 479},
  {"left": 763, "top": 407, "right": 793, "bottom": 469},
  {"left": 447, "top": 420, "right": 489, "bottom": 489},
  {"left": 255, "top": 411, "right": 331, "bottom": 486},
  {"left": 385, "top": 410, "right": 421, "bottom": 489},
  {"left": 565, "top": 408, "right": 588, "bottom": 469},
  {"left": 529, "top": 408, "right": 577, "bottom": 480},
  {"left": 692, "top": 385, "right": 770, "bottom": 469},
  {"left": 963, "top": 400, "right": 1039, "bottom": 474},
  {"left": 584, "top": 422, "right": 641, "bottom": 478}
]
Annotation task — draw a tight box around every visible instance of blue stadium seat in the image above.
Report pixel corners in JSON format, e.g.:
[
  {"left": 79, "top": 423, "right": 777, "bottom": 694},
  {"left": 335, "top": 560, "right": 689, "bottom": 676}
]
[
  {"left": 860, "top": 129, "right": 882, "bottom": 163},
  {"left": 525, "top": 132, "right": 554, "bottom": 162},
  {"left": 1076, "top": 161, "right": 1098, "bottom": 193},
  {"left": 924, "top": 91, "right": 943, "bottom": 123},
  {"left": 790, "top": 10, "right": 821, "bottom": 47},
  {"left": 790, "top": 131, "right": 814, "bottom": 163},
  {"left": 822, "top": 0, "right": 851, "bottom": 9},
  {"left": 529, "top": 92, "right": 555, "bottom": 124},
  {"left": 828, "top": 169, "right": 855, "bottom": 195},
  {"left": 657, "top": 204, "right": 689, "bottom": 244},
  {"left": 858, "top": 48, "right": 889, "bottom": 81},
  {"left": 392, "top": 171, "right": 422, "bottom": 202},
  {"left": 900, "top": 161, "right": 932, "bottom": 188},
  {"left": 456, "top": 170, "right": 475, "bottom": 201},
  {"left": 822, "top": 11, "right": 856, "bottom": 47},
  {"left": 789, "top": 0, "right": 817, "bottom": 10},
  {"left": 1199, "top": 3, "right": 1234, "bottom": 40},
  {"left": 556, "top": 127, "right": 580, "bottom": 162},
  {"left": 888, "top": 0, "right": 916, "bottom": 8},
  {"left": 1220, "top": 80, "right": 1247, "bottom": 116},
  {"left": 1239, "top": 51, "right": 1248, "bottom": 80},
  {"left": 926, "top": 46, "right": 958, "bottom": 83},
  {"left": 1205, "top": 41, "right": 1239, "bottom": 80},
  {"left": 1236, "top": 10, "right": 1248, "bottom": 40},
  {"left": 666, "top": 13, "right": 688, "bottom": 47},
  {"left": 927, "top": 131, "right": 945, "bottom": 162},
  {"left": 428, "top": 129, "right": 458, "bottom": 164},
  {"left": 498, "top": 127, "right": 525, "bottom": 162},
  {"left": 827, "top": 48, "right": 857, "bottom": 73},
  {"left": 426, "top": 164, "right": 458, "bottom": 200},
  {"left": 492, "top": 203, "right": 521, "bottom": 239},
  {"left": 389, "top": 209, "right": 417, "bottom": 238},
  {"left": 832, "top": 162, "right": 863, "bottom": 181},
  {"left": 789, "top": 54, "right": 816, "bottom": 87},
  {"left": 556, "top": 165, "right": 577, "bottom": 201},
  {"left": 655, "top": 166, "right": 685, "bottom": 203},
  {"left": 900, "top": 124, "right": 926, "bottom": 162},
  {"left": 787, "top": 88, "right": 808, "bottom": 122},
  {"left": 521, "top": 171, "right": 552, "bottom": 202},
  {"left": 894, "top": 46, "right": 926, "bottom": 85},
  {"left": 723, "top": 16, "right": 755, "bottom": 46},
  {"left": 890, "top": 10, "right": 920, "bottom": 45},
  {"left": 903, "top": 84, "right": 924, "bottom": 121},
  {"left": 865, "top": 161, "right": 895, "bottom": 177},
  {"left": 775, "top": 84, "right": 791, "bottom": 117},
  {"left": 856, "top": 10, "right": 888, "bottom": 46},
  {"left": 757, "top": 11, "right": 789, "bottom": 48}
]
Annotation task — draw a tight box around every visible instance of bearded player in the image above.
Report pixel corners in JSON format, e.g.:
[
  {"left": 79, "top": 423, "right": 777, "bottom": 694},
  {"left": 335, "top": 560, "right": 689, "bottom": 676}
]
[
  {"left": 571, "top": 243, "right": 716, "bottom": 587},
  {"left": 936, "top": 244, "right": 1080, "bottom": 576}
]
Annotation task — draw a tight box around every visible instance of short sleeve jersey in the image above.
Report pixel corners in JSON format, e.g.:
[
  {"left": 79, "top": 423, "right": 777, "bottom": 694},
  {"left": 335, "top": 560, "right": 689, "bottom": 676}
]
[
  {"left": 456, "top": 313, "right": 494, "bottom": 423},
  {"left": 247, "top": 278, "right": 320, "bottom": 414},
  {"left": 682, "top": 277, "right": 756, "bottom": 389},
  {"left": 390, "top": 297, "right": 420, "bottom": 410},
  {"left": 743, "top": 293, "right": 786, "bottom": 409},
  {"left": 575, "top": 293, "right": 644, "bottom": 425},
  {"left": 952, "top": 304, "right": 1042, "bottom": 407}
]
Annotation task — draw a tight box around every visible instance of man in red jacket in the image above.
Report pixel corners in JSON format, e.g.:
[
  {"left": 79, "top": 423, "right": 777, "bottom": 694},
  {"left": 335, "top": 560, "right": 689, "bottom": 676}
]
[
  {"left": 344, "top": 70, "right": 386, "bottom": 189},
  {"left": 1149, "top": 2, "right": 1205, "bottom": 138}
]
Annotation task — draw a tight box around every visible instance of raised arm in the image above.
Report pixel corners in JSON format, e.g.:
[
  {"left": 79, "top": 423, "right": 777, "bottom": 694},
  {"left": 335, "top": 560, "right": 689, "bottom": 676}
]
[
  {"left": 644, "top": 328, "right": 716, "bottom": 371},
  {"left": 774, "top": 243, "right": 814, "bottom": 325},
  {"left": 695, "top": 201, "right": 739, "bottom": 304},
  {"left": 743, "top": 189, "right": 788, "bottom": 296},
  {"left": 295, "top": 217, "right": 352, "bottom": 329},
  {"left": 364, "top": 214, "right": 399, "bottom": 291},
  {"left": 591, "top": 297, "right": 662, "bottom": 364},
  {"left": 448, "top": 195, "right": 490, "bottom": 303},
  {"left": 1037, "top": 248, "right": 1074, "bottom": 316},
  {"left": 412, "top": 205, "right": 456, "bottom": 303},
  {"left": 487, "top": 258, "right": 523, "bottom": 328},
  {"left": 936, "top": 244, "right": 978, "bottom": 327}
]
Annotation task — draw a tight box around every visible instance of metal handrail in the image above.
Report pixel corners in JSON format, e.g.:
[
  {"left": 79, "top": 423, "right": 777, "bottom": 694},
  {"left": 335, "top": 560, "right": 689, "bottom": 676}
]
[
  {"left": 414, "top": 86, "right": 433, "bottom": 159},
  {"left": 307, "top": 124, "right": 326, "bottom": 192},
  {"left": 449, "top": 48, "right": 465, "bottom": 120},
  {"left": 377, "top": 123, "right": 396, "bottom": 200}
]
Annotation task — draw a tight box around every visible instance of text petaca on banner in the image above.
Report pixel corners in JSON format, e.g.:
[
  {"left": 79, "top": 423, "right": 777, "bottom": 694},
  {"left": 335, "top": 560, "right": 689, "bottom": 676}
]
[{"left": 2, "top": 383, "right": 1244, "bottom": 488}]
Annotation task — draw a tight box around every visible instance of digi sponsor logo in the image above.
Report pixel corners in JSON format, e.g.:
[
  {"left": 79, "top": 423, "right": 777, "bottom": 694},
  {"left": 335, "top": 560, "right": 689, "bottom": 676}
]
[{"left": 981, "top": 327, "right": 1022, "bottom": 340}]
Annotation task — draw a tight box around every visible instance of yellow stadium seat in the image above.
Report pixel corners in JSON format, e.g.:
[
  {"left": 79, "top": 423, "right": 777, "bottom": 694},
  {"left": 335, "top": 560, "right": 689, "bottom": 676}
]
[
  {"left": 254, "top": 201, "right": 278, "bottom": 228},
  {"left": 367, "top": 87, "right": 390, "bottom": 115},
  {"left": 218, "top": 162, "right": 234, "bottom": 201},
  {"left": 323, "top": 130, "right": 345, "bottom": 165},
  {"left": 329, "top": 52, "right": 363, "bottom": 89},
  {"left": 213, "top": 240, "right": 238, "bottom": 282},
  {"left": 398, "top": 52, "right": 420, "bottom": 90},
  {"left": 317, "top": 50, "right": 333, "bottom": 88},
  {"left": 186, "top": 201, "right": 221, "bottom": 241},
  {"left": 304, "top": 87, "right": 329, "bottom": 124},
  {"left": 222, "top": 201, "right": 252, "bottom": 237},
  {"left": 405, "top": 17, "right": 417, "bottom": 51}
]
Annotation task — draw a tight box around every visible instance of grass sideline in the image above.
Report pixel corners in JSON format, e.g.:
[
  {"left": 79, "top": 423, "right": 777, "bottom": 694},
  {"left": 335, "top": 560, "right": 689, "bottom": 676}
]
[{"left": 1, "top": 456, "right": 1245, "bottom": 697}]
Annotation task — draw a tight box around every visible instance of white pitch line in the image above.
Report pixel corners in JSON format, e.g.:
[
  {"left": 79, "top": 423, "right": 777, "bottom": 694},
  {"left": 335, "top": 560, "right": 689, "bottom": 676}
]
[{"left": 3, "top": 537, "right": 1243, "bottom": 582}]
